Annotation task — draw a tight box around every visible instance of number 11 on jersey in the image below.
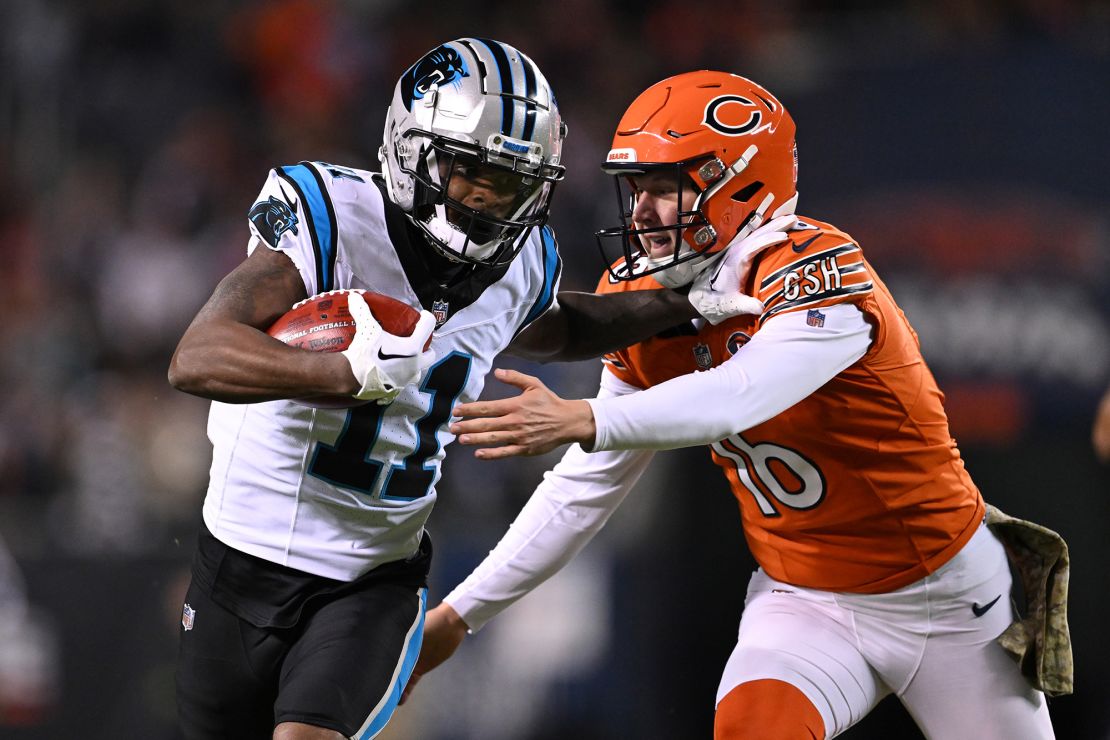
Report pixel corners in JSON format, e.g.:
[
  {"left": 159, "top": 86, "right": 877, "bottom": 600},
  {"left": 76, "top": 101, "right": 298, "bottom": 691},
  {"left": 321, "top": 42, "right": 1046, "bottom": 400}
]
[{"left": 308, "top": 352, "right": 472, "bottom": 500}]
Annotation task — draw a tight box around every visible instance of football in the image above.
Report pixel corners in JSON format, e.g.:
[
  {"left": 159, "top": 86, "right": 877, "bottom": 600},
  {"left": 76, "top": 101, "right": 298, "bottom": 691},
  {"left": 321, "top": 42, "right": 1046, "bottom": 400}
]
[{"left": 267, "top": 289, "right": 423, "bottom": 409}]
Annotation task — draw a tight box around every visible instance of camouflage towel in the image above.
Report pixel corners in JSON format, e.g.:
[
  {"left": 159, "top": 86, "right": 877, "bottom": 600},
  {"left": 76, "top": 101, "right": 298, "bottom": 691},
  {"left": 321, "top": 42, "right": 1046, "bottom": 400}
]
[{"left": 985, "top": 504, "right": 1073, "bottom": 697}]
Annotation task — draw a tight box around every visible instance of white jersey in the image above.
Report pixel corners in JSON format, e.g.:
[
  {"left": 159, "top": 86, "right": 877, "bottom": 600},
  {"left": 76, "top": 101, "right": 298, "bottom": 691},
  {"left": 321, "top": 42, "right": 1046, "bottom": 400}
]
[{"left": 203, "top": 161, "right": 562, "bottom": 581}]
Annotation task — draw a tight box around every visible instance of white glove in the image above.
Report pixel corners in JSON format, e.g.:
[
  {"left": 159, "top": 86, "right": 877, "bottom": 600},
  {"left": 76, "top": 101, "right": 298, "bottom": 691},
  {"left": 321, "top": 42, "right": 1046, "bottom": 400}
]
[
  {"left": 687, "top": 244, "right": 765, "bottom": 325},
  {"left": 687, "top": 212, "right": 800, "bottom": 325},
  {"left": 341, "top": 292, "right": 437, "bottom": 405}
]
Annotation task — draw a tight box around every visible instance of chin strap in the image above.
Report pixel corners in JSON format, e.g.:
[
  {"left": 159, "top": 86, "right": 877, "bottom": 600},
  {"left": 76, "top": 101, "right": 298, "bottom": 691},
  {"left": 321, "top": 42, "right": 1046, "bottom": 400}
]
[{"left": 727, "top": 205, "right": 800, "bottom": 291}]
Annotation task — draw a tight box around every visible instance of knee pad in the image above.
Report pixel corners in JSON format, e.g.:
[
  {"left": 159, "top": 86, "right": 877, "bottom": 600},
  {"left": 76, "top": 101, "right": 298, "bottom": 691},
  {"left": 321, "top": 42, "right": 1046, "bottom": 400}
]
[{"left": 715, "top": 679, "right": 825, "bottom": 740}]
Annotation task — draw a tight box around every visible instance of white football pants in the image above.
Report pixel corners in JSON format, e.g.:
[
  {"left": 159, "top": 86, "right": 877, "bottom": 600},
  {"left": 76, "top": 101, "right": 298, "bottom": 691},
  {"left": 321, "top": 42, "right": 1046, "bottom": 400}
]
[{"left": 717, "top": 522, "right": 1054, "bottom": 739}]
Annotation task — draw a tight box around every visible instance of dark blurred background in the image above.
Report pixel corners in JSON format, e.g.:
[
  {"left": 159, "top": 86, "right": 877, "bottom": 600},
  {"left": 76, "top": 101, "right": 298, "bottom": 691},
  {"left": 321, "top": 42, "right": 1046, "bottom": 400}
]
[{"left": 0, "top": 1, "right": 1107, "bottom": 738}]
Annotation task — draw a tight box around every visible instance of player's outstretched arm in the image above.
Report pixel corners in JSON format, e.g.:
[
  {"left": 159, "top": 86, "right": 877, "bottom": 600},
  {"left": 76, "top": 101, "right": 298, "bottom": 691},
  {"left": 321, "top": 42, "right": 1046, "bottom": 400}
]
[
  {"left": 416, "top": 375, "right": 652, "bottom": 710},
  {"left": 450, "top": 369, "right": 595, "bottom": 459},
  {"left": 168, "top": 247, "right": 359, "bottom": 403},
  {"left": 507, "top": 288, "right": 692, "bottom": 363},
  {"left": 508, "top": 244, "right": 763, "bottom": 363},
  {"left": 460, "top": 306, "right": 876, "bottom": 458}
]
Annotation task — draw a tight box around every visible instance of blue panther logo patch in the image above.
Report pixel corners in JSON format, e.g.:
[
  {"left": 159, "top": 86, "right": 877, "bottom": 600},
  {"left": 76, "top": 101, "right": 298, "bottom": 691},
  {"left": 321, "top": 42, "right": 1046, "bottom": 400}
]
[
  {"left": 400, "top": 45, "right": 469, "bottom": 111},
  {"left": 248, "top": 196, "right": 299, "bottom": 248}
]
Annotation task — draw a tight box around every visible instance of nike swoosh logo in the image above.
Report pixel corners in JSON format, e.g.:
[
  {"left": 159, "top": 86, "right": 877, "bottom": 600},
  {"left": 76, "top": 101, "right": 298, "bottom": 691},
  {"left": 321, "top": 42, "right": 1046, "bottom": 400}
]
[
  {"left": 972, "top": 594, "right": 1002, "bottom": 617},
  {"left": 792, "top": 235, "right": 820, "bottom": 253},
  {"left": 377, "top": 349, "right": 417, "bottom": 361},
  {"left": 707, "top": 253, "right": 729, "bottom": 290}
]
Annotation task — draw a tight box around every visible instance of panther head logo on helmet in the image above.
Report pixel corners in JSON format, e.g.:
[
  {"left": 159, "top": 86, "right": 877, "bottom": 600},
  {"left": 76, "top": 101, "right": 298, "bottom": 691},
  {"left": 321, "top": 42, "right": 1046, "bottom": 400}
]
[{"left": 399, "top": 45, "right": 470, "bottom": 112}]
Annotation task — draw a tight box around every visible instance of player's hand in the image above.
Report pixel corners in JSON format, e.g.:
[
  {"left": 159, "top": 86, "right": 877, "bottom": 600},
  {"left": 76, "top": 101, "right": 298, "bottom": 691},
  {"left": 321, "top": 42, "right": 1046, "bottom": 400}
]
[
  {"left": 342, "top": 293, "right": 437, "bottom": 404},
  {"left": 687, "top": 244, "right": 764, "bottom": 325},
  {"left": 400, "top": 603, "right": 469, "bottom": 706},
  {"left": 449, "top": 369, "right": 595, "bottom": 459}
]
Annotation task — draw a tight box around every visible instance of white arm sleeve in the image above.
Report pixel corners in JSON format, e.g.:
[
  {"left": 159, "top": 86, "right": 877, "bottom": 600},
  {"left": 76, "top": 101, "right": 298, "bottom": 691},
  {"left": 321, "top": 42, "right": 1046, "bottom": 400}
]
[
  {"left": 588, "top": 303, "right": 873, "bottom": 451},
  {"left": 444, "top": 372, "right": 654, "bottom": 632}
]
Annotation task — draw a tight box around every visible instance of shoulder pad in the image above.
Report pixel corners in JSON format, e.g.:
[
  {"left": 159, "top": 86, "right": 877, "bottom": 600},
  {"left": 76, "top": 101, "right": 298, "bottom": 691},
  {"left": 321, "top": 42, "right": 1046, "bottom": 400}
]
[{"left": 754, "top": 220, "right": 873, "bottom": 321}]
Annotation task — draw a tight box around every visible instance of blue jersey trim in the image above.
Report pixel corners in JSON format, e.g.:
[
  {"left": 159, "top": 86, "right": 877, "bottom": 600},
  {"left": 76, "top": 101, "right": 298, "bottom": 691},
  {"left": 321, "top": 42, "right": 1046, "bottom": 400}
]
[
  {"left": 520, "top": 226, "right": 561, "bottom": 331},
  {"left": 278, "top": 163, "right": 337, "bottom": 292},
  {"left": 359, "top": 588, "right": 427, "bottom": 739}
]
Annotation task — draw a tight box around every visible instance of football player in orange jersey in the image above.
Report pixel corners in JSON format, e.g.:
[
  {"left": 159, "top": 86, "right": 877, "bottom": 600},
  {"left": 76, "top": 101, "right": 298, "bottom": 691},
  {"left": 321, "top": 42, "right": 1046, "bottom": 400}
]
[{"left": 404, "top": 71, "right": 1059, "bottom": 738}]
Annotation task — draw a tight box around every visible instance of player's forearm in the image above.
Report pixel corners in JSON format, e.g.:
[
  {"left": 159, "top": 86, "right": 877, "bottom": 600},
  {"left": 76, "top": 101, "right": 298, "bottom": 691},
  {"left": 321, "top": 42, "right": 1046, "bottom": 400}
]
[
  {"left": 446, "top": 441, "right": 653, "bottom": 631},
  {"left": 512, "top": 289, "right": 694, "bottom": 362},
  {"left": 589, "top": 305, "right": 873, "bottom": 451},
  {"left": 559, "top": 289, "right": 698, "bottom": 361},
  {"left": 445, "top": 493, "right": 596, "bottom": 631},
  {"left": 168, "top": 320, "right": 357, "bottom": 402}
]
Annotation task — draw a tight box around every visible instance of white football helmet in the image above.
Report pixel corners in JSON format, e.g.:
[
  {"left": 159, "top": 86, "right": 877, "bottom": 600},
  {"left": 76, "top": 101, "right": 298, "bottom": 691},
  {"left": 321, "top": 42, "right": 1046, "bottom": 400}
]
[{"left": 380, "top": 38, "right": 566, "bottom": 267}]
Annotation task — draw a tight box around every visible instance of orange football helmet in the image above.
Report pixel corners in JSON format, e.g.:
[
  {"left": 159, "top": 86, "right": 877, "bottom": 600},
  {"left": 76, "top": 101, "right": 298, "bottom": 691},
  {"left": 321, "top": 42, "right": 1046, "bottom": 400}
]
[{"left": 596, "top": 71, "right": 798, "bottom": 287}]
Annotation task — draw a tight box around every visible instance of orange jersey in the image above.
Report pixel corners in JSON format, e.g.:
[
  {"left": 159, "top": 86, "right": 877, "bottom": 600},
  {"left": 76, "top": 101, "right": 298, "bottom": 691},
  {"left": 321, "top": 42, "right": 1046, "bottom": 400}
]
[{"left": 598, "top": 217, "right": 984, "bottom": 593}]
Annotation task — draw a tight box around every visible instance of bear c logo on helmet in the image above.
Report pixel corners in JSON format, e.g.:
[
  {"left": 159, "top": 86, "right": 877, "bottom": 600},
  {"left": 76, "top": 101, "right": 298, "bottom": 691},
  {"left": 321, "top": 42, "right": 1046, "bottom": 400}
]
[{"left": 702, "top": 95, "right": 764, "bottom": 137}]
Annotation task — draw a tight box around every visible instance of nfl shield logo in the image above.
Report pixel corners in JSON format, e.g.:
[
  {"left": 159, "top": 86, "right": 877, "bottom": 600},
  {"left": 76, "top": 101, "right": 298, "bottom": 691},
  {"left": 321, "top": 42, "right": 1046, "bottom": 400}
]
[
  {"left": 693, "top": 342, "right": 713, "bottom": 370},
  {"left": 181, "top": 603, "right": 196, "bottom": 631},
  {"left": 806, "top": 309, "right": 826, "bottom": 328},
  {"left": 432, "top": 298, "right": 449, "bottom": 326}
]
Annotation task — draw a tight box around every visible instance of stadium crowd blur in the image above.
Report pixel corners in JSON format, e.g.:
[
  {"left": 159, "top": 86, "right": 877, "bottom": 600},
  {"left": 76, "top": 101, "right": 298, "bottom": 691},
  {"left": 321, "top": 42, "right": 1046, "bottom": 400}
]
[{"left": 0, "top": 1, "right": 1107, "bottom": 738}]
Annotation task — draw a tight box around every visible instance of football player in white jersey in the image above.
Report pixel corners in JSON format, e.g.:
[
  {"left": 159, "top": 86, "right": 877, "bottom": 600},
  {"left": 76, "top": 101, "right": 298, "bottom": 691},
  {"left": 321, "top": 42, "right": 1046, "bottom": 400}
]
[{"left": 166, "top": 40, "right": 751, "bottom": 740}]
